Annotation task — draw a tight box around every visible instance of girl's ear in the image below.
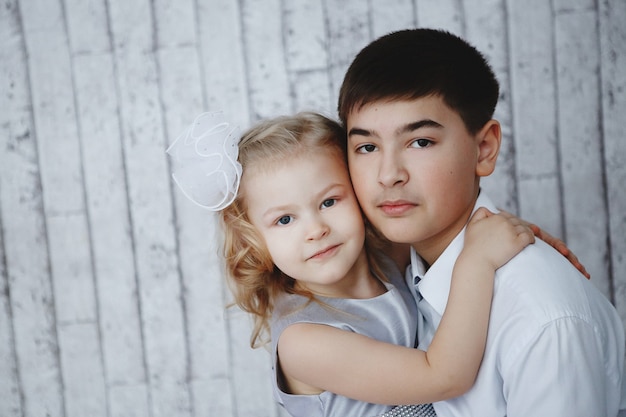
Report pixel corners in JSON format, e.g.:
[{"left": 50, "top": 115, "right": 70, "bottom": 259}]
[{"left": 475, "top": 119, "right": 501, "bottom": 177}]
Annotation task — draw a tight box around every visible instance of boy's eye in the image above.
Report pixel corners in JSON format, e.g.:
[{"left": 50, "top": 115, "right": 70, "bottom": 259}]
[
  {"left": 356, "top": 144, "right": 377, "bottom": 153},
  {"left": 276, "top": 215, "right": 292, "bottom": 225},
  {"left": 411, "top": 138, "right": 433, "bottom": 148},
  {"left": 321, "top": 199, "right": 336, "bottom": 209}
]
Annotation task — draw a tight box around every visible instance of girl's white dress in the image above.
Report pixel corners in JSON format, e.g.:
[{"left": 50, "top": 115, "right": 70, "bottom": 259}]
[{"left": 270, "top": 256, "right": 421, "bottom": 417}]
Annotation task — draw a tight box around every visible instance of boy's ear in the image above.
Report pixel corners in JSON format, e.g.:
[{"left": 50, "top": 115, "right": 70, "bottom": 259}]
[{"left": 475, "top": 119, "right": 501, "bottom": 177}]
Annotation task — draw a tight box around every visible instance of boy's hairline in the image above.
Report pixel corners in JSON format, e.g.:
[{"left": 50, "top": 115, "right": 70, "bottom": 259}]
[{"left": 341, "top": 93, "right": 485, "bottom": 137}]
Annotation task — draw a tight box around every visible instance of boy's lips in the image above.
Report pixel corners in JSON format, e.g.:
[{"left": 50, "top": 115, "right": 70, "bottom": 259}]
[{"left": 378, "top": 200, "right": 417, "bottom": 216}]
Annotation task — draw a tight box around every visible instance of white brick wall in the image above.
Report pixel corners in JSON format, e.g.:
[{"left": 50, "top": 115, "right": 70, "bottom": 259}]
[{"left": 0, "top": 0, "right": 624, "bottom": 416}]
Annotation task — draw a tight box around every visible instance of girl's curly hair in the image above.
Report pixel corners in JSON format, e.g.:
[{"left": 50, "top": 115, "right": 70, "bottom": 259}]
[{"left": 220, "top": 112, "right": 390, "bottom": 348}]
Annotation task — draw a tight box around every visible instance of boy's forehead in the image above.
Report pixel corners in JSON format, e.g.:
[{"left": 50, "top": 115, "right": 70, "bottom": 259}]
[{"left": 351, "top": 95, "right": 442, "bottom": 114}]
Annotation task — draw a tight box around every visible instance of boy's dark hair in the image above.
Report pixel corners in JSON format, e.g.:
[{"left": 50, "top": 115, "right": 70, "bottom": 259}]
[{"left": 338, "top": 28, "right": 499, "bottom": 134}]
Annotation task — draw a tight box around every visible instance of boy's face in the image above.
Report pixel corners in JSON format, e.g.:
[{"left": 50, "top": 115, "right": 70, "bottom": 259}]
[
  {"left": 346, "top": 96, "right": 497, "bottom": 265},
  {"left": 243, "top": 151, "right": 368, "bottom": 297}
]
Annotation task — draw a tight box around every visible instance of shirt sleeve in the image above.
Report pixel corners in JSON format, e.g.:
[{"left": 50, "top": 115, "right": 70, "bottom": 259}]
[{"left": 502, "top": 317, "right": 618, "bottom": 417}]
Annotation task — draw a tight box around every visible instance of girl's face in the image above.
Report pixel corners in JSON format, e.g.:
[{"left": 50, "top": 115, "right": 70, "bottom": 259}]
[{"left": 243, "top": 150, "right": 370, "bottom": 297}]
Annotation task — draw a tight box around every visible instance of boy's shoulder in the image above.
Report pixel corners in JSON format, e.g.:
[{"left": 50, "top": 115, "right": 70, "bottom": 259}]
[
  {"left": 494, "top": 238, "right": 604, "bottom": 319},
  {"left": 502, "top": 237, "right": 583, "bottom": 277}
]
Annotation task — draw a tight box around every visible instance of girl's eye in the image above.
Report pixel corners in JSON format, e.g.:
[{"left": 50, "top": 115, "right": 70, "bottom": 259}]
[
  {"left": 356, "top": 144, "right": 377, "bottom": 153},
  {"left": 276, "top": 215, "right": 292, "bottom": 225},
  {"left": 411, "top": 138, "right": 433, "bottom": 148},
  {"left": 321, "top": 199, "right": 336, "bottom": 209}
]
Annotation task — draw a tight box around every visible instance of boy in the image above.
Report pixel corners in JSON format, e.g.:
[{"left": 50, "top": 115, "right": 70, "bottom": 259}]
[{"left": 338, "top": 28, "right": 625, "bottom": 416}]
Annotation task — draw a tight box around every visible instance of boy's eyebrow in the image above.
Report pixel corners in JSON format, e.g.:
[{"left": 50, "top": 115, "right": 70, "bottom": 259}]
[
  {"left": 348, "top": 119, "right": 443, "bottom": 138},
  {"left": 347, "top": 127, "right": 373, "bottom": 138},
  {"left": 400, "top": 119, "right": 443, "bottom": 134}
]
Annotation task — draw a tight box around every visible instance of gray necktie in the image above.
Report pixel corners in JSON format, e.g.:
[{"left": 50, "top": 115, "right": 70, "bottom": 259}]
[
  {"left": 374, "top": 274, "right": 438, "bottom": 417},
  {"left": 415, "top": 275, "right": 439, "bottom": 349},
  {"left": 376, "top": 403, "right": 437, "bottom": 416}
]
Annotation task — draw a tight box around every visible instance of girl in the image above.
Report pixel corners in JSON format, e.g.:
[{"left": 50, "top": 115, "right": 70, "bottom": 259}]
[{"left": 167, "top": 111, "right": 570, "bottom": 417}]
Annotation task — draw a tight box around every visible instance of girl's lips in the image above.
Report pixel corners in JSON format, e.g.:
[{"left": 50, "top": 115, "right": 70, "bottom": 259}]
[
  {"left": 379, "top": 201, "right": 416, "bottom": 216},
  {"left": 308, "top": 244, "right": 340, "bottom": 260}
]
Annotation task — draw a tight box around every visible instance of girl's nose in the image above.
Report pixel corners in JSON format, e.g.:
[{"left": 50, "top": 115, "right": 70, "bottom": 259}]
[{"left": 306, "top": 216, "right": 330, "bottom": 241}]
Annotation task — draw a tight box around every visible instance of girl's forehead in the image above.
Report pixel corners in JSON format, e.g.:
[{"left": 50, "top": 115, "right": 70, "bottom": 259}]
[
  {"left": 243, "top": 148, "right": 348, "bottom": 185},
  {"left": 245, "top": 144, "right": 345, "bottom": 169}
]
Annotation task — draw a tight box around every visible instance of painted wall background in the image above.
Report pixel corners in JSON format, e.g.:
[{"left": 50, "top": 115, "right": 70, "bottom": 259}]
[{"left": 1, "top": 0, "right": 624, "bottom": 416}]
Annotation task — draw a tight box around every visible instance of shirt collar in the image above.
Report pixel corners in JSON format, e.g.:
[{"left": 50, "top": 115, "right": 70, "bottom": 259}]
[{"left": 410, "top": 191, "right": 498, "bottom": 315}]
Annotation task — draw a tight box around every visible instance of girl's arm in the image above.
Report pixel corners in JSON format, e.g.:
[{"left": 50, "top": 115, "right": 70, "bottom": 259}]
[{"left": 277, "top": 208, "right": 534, "bottom": 405}]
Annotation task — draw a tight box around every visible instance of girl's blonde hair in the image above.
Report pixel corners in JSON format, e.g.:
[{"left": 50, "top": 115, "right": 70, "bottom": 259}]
[{"left": 221, "top": 112, "right": 389, "bottom": 348}]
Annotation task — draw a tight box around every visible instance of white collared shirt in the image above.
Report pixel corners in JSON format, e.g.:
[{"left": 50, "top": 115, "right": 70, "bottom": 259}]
[{"left": 408, "top": 192, "right": 625, "bottom": 417}]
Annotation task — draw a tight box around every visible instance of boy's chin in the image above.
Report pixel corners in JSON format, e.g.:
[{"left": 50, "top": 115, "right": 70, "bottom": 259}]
[{"left": 378, "top": 227, "right": 419, "bottom": 246}]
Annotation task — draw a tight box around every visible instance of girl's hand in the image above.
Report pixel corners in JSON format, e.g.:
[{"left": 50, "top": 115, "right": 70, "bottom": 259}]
[{"left": 462, "top": 207, "right": 535, "bottom": 271}]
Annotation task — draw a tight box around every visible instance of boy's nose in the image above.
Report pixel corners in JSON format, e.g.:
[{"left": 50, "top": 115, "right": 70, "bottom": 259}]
[{"left": 378, "top": 153, "right": 408, "bottom": 187}]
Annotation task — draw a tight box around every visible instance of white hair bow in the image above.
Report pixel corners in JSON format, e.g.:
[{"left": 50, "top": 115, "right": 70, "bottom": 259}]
[{"left": 166, "top": 112, "right": 242, "bottom": 211}]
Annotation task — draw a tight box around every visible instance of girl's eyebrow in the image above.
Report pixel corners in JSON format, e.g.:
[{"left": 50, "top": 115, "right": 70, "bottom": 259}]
[
  {"left": 262, "top": 204, "right": 292, "bottom": 219},
  {"left": 261, "top": 183, "right": 346, "bottom": 221}
]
